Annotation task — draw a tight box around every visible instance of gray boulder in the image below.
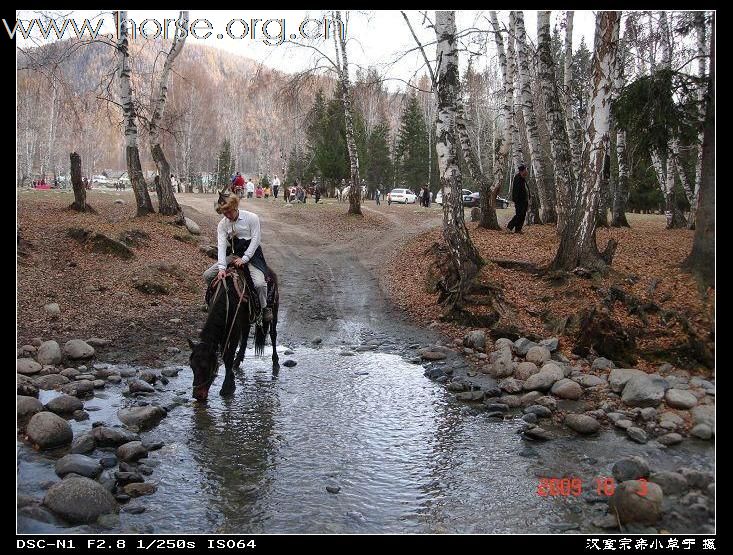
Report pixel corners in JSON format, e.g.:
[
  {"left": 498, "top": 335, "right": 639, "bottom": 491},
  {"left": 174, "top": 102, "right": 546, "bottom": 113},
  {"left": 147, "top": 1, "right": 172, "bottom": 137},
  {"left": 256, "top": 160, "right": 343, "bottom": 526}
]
[
  {"left": 488, "top": 348, "right": 514, "bottom": 378},
  {"left": 690, "top": 424, "right": 713, "bottom": 439},
  {"left": 591, "top": 357, "right": 615, "bottom": 371},
  {"left": 514, "top": 338, "right": 538, "bottom": 356},
  {"left": 621, "top": 375, "right": 668, "bottom": 407},
  {"left": 514, "top": 361, "right": 539, "bottom": 381},
  {"left": 37, "top": 341, "right": 63, "bottom": 365},
  {"left": 463, "top": 330, "right": 487, "bottom": 352},
  {"left": 526, "top": 346, "right": 551, "bottom": 366},
  {"left": 523, "top": 371, "right": 558, "bottom": 392},
  {"left": 117, "top": 441, "right": 148, "bottom": 462},
  {"left": 564, "top": 414, "right": 600, "bottom": 434},
  {"left": 18, "top": 395, "right": 44, "bottom": 421},
  {"left": 91, "top": 426, "right": 140, "bottom": 447},
  {"left": 55, "top": 454, "right": 103, "bottom": 479},
  {"left": 499, "top": 377, "right": 524, "bottom": 394},
  {"left": 70, "top": 432, "right": 96, "bottom": 454},
  {"left": 649, "top": 471, "right": 688, "bottom": 496},
  {"left": 609, "top": 480, "right": 663, "bottom": 524},
  {"left": 117, "top": 405, "right": 166, "bottom": 430},
  {"left": 17, "top": 358, "right": 42, "bottom": 375},
  {"left": 43, "top": 476, "right": 118, "bottom": 523},
  {"left": 612, "top": 456, "right": 650, "bottom": 482},
  {"left": 665, "top": 389, "right": 698, "bottom": 409},
  {"left": 576, "top": 374, "right": 605, "bottom": 388},
  {"left": 127, "top": 379, "right": 155, "bottom": 394},
  {"left": 45, "top": 394, "right": 84, "bottom": 415},
  {"left": 609, "top": 368, "right": 647, "bottom": 393},
  {"left": 539, "top": 337, "right": 559, "bottom": 352},
  {"left": 551, "top": 378, "right": 583, "bottom": 400},
  {"left": 184, "top": 217, "right": 201, "bottom": 235},
  {"left": 26, "top": 412, "right": 73, "bottom": 449},
  {"left": 63, "top": 340, "right": 95, "bottom": 360}
]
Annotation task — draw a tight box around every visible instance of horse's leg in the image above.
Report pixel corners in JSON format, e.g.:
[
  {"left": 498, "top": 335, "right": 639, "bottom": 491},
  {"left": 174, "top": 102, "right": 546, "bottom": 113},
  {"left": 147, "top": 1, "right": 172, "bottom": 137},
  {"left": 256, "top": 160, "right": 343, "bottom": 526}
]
[
  {"left": 270, "top": 304, "right": 279, "bottom": 373},
  {"left": 220, "top": 340, "right": 237, "bottom": 397},
  {"left": 233, "top": 309, "right": 248, "bottom": 369}
]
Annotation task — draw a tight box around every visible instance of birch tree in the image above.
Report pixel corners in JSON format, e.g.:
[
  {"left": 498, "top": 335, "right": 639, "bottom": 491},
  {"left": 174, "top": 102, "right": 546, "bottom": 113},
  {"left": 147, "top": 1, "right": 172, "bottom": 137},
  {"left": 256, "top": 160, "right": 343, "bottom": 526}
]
[
  {"left": 551, "top": 11, "right": 620, "bottom": 273},
  {"left": 434, "top": 11, "right": 483, "bottom": 315},
  {"left": 688, "top": 11, "right": 708, "bottom": 229},
  {"left": 511, "top": 11, "right": 556, "bottom": 224},
  {"left": 610, "top": 21, "right": 631, "bottom": 228},
  {"left": 564, "top": 11, "right": 583, "bottom": 174},
  {"left": 537, "top": 11, "right": 574, "bottom": 234},
  {"left": 149, "top": 10, "right": 188, "bottom": 216},
  {"left": 117, "top": 10, "right": 154, "bottom": 216}
]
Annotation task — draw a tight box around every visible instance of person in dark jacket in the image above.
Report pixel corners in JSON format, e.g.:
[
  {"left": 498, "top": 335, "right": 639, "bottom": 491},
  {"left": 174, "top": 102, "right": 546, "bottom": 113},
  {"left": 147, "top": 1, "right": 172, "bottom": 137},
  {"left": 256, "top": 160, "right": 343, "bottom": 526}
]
[{"left": 507, "top": 165, "right": 529, "bottom": 233}]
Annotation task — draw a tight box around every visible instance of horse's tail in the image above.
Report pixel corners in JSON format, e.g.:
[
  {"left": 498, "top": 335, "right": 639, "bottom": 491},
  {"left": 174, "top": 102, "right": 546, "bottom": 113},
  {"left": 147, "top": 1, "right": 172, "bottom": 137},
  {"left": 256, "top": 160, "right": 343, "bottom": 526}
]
[{"left": 254, "top": 321, "right": 267, "bottom": 356}]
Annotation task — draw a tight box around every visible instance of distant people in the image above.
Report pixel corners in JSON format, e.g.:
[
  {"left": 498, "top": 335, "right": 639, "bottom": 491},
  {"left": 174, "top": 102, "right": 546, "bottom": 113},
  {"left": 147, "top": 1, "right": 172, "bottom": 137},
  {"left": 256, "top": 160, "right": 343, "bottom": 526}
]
[
  {"left": 375, "top": 188, "right": 381, "bottom": 206},
  {"left": 272, "top": 175, "right": 280, "bottom": 199},
  {"left": 288, "top": 182, "right": 297, "bottom": 203},
  {"left": 421, "top": 186, "right": 430, "bottom": 207},
  {"left": 83, "top": 177, "right": 90, "bottom": 190},
  {"left": 313, "top": 180, "right": 320, "bottom": 203},
  {"left": 507, "top": 165, "right": 529, "bottom": 234},
  {"left": 233, "top": 172, "right": 245, "bottom": 198},
  {"left": 171, "top": 174, "right": 178, "bottom": 193},
  {"left": 256, "top": 184, "right": 264, "bottom": 198},
  {"left": 264, "top": 185, "right": 271, "bottom": 198},
  {"left": 246, "top": 177, "right": 255, "bottom": 199},
  {"left": 296, "top": 184, "right": 305, "bottom": 203}
]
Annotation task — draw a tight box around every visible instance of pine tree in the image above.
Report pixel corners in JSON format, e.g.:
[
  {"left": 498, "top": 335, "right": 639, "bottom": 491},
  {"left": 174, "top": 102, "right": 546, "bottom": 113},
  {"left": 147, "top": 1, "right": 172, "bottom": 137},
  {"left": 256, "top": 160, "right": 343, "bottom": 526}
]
[
  {"left": 395, "top": 93, "right": 429, "bottom": 189},
  {"left": 216, "top": 139, "right": 233, "bottom": 190},
  {"left": 365, "top": 120, "right": 392, "bottom": 193}
]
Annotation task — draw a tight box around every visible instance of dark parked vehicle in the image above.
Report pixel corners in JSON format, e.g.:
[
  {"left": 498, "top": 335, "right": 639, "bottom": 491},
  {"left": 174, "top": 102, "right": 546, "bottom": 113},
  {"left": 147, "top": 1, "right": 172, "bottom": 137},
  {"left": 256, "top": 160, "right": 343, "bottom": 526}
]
[{"left": 467, "top": 191, "right": 510, "bottom": 209}]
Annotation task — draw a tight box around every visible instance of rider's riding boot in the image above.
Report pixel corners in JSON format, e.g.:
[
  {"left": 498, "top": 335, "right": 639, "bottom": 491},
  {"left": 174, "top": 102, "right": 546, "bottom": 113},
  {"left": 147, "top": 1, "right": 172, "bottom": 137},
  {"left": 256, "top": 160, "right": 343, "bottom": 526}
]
[{"left": 262, "top": 307, "right": 273, "bottom": 323}]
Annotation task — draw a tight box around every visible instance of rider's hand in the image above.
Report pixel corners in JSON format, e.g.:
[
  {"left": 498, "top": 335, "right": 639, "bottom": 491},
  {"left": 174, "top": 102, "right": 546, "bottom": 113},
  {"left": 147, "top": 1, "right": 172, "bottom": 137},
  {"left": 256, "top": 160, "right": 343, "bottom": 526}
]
[
  {"left": 216, "top": 269, "right": 226, "bottom": 282},
  {"left": 233, "top": 257, "right": 245, "bottom": 268}
]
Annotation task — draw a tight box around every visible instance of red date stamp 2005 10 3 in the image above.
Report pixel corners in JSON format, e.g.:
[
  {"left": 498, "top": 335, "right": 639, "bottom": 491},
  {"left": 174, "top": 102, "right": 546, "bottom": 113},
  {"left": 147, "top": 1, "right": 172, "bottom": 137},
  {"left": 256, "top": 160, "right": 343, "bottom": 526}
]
[{"left": 537, "top": 477, "right": 649, "bottom": 497}]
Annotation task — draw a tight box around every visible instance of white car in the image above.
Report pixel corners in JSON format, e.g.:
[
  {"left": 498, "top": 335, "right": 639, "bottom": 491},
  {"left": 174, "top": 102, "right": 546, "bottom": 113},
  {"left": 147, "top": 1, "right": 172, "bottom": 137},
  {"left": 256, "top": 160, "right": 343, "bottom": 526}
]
[
  {"left": 387, "top": 188, "right": 417, "bottom": 204},
  {"left": 435, "top": 189, "right": 473, "bottom": 205}
]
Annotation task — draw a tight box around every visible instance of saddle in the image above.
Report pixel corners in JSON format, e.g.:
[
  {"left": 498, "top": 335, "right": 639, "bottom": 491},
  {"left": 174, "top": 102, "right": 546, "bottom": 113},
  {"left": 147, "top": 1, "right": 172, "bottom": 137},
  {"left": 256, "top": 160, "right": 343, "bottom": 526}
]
[{"left": 205, "top": 265, "right": 276, "bottom": 311}]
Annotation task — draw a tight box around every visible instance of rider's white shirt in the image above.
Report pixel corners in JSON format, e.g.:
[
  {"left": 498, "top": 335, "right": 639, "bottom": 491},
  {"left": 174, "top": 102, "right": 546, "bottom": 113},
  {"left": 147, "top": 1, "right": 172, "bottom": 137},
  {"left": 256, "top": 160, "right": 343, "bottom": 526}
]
[{"left": 216, "top": 209, "right": 261, "bottom": 270}]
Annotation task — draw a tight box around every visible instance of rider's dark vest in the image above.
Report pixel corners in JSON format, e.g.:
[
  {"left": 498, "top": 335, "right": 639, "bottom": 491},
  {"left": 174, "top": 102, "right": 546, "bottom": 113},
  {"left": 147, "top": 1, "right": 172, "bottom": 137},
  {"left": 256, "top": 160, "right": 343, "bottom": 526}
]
[{"left": 226, "top": 237, "right": 268, "bottom": 276}]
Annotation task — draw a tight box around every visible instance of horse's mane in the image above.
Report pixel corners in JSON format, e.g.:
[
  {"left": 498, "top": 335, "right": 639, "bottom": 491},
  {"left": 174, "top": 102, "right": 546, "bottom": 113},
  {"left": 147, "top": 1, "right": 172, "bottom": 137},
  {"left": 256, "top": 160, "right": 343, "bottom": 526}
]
[{"left": 200, "top": 279, "right": 240, "bottom": 347}]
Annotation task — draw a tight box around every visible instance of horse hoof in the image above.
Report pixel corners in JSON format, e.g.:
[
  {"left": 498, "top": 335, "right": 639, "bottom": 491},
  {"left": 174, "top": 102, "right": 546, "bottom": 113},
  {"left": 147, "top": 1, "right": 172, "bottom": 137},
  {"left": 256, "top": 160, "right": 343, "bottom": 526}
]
[{"left": 219, "top": 387, "right": 235, "bottom": 397}]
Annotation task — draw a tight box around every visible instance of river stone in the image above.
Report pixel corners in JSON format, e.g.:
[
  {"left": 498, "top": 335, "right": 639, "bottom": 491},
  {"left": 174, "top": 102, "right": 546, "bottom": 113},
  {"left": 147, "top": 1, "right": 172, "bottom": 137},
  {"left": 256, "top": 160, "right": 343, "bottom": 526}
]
[
  {"left": 45, "top": 394, "right": 84, "bottom": 415},
  {"left": 565, "top": 414, "right": 600, "bottom": 434},
  {"left": 37, "top": 341, "right": 63, "bottom": 366},
  {"left": 115, "top": 471, "right": 144, "bottom": 485},
  {"left": 44, "top": 302, "right": 61, "bottom": 317},
  {"left": 91, "top": 426, "right": 140, "bottom": 447},
  {"left": 691, "top": 405, "right": 714, "bottom": 428},
  {"left": 627, "top": 427, "right": 648, "bottom": 443},
  {"left": 283, "top": 360, "right": 297, "bottom": 367},
  {"left": 463, "top": 330, "right": 486, "bottom": 352},
  {"left": 18, "top": 395, "right": 44, "bottom": 420},
  {"left": 514, "top": 338, "right": 538, "bottom": 356},
  {"left": 609, "top": 368, "right": 647, "bottom": 393},
  {"left": 679, "top": 468, "right": 713, "bottom": 490},
  {"left": 447, "top": 381, "right": 467, "bottom": 392},
  {"left": 576, "top": 374, "right": 605, "bottom": 388},
  {"left": 520, "top": 391, "right": 543, "bottom": 406},
  {"left": 494, "top": 338, "right": 514, "bottom": 352},
  {"left": 523, "top": 426, "right": 553, "bottom": 440},
  {"left": 649, "top": 471, "right": 688, "bottom": 496},
  {"left": 657, "top": 433, "right": 683, "bottom": 446},
  {"left": 43, "top": 476, "right": 118, "bottom": 523},
  {"left": 615, "top": 419, "right": 633, "bottom": 430},
  {"left": 690, "top": 424, "right": 713, "bottom": 439},
  {"left": 128, "top": 379, "right": 155, "bottom": 394},
  {"left": 609, "top": 480, "right": 663, "bottom": 524},
  {"left": 117, "top": 441, "right": 148, "bottom": 462},
  {"left": 621, "top": 375, "right": 668, "bottom": 407},
  {"left": 591, "top": 357, "right": 615, "bottom": 371},
  {"left": 33, "top": 374, "right": 71, "bottom": 392},
  {"left": 17, "top": 376, "right": 39, "bottom": 398},
  {"left": 523, "top": 371, "right": 558, "bottom": 392},
  {"left": 26, "top": 412, "right": 73, "bottom": 449},
  {"left": 61, "top": 368, "right": 80, "bottom": 379},
  {"left": 540, "top": 362, "right": 566, "bottom": 380},
  {"left": 665, "top": 389, "right": 698, "bottom": 409},
  {"left": 117, "top": 406, "right": 166, "bottom": 430},
  {"left": 70, "top": 432, "right": 96, "bottom": 454},
  {"left": 514, "top": 362, "right": 539, "bottom": 381},
  {"left": 488, "top": 348, "right": 514, "bottom": 378},
  {"left": 55, "top": 454, "right": 102, "bottom": 479},
  {"left": 421, "top": 351, "right": 446, "bottom": 361},
  {"left": 539, "top": 337, "right": 559, "bottom": 352},
  {"left": 139, "top": 371, "right": 159, "bottom": 384},
  {"left": 455, "top": 390, "right": 484, "bottom": 402},
  {"left": 522, "top": 413, "right": 538, "bottom": 424},
  {"left": 123, "top": 483, "right": 157, "bottom": 497},
  {"left": 498, "top": 377, "right": 523, "bottom": 394},
  {"left": 63, "top": 340, "right": 95, "bottom": 360},
  {"left": 60, "top": 380, "right": 95, "bottom": 397},
  {"left": 524, "top": 405, "right": 552, "bottom": 418},
  {"left": 17, "top": 358, "right": 42, "bottom": 375},
  {"left": 612, "top": 456, "right": 650, "bottom": 482},
  {"left": 499, "top": 395, "right": 521, "bottom": 408},
  {"left": 551, "top": 379, "right": 583, "bottom": 400},
  {"left": 161, "top": 368, "right": 180, "bottom": 377},
  {"left": 526, "top": 346, "right": 551, "bottom": 366}
]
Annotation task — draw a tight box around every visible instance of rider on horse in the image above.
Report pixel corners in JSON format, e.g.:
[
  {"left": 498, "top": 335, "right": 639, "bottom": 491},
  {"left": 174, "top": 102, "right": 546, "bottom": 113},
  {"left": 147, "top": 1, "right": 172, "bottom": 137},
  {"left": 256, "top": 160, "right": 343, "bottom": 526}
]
[{"left": 203, "top": 193, "right": 273, "bottom": 323}]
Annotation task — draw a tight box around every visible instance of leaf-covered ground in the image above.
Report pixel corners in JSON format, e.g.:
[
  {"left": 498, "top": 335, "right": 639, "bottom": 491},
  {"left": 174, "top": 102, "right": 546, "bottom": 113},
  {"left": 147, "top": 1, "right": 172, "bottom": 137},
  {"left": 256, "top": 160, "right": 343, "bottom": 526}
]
[{"left": 382, "top": 211, "right": 715, "bottom": 374}]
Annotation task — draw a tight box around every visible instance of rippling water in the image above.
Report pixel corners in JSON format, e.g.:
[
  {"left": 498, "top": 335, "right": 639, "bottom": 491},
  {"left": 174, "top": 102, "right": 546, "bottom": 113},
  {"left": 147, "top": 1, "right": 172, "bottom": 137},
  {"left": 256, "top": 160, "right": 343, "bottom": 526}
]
[{"left": 17, "top": 343, "right": 714, "bottom": 534}]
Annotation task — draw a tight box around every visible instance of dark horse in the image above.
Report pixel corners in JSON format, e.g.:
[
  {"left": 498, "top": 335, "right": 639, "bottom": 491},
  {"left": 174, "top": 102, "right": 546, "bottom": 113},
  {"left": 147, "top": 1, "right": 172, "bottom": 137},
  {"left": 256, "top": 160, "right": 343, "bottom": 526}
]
[{"left": 188, "top": 265, "right": 280, "bottom": 402}]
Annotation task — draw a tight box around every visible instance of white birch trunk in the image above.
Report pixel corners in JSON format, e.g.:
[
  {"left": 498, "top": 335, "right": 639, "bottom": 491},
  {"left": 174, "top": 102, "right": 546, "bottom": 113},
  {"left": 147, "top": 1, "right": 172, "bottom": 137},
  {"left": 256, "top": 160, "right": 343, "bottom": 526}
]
[
  {"left": 497, "top": 14, "right": 525, "bottom": 178},
  {"left": 117, "top": 10, "right": 154, "bottom": 215},
  {"left": 690, "top": 11, "right": 707, "bottom": 228},
  {"left": 537, "top": 11, "right": 573, "bottom": 234},
  {"left": 564, "top": 11, "right": 583, "bottom": 176},
  {"left": 434, "top": 11, "right": 482, "bottom": 311},
  {"left": 551, "top": 12, "right": 620, "bottom": 272},
  {"left": 511, "top": 11, "right": 556, "bottom": 223}
]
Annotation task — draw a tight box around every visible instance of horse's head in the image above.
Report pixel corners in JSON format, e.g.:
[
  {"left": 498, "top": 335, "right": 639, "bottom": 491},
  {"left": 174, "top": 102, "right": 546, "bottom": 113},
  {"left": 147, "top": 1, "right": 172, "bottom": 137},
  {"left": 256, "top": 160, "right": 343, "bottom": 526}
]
[{"left": 188, "top": 338, "right": 218, "bottom": 401}]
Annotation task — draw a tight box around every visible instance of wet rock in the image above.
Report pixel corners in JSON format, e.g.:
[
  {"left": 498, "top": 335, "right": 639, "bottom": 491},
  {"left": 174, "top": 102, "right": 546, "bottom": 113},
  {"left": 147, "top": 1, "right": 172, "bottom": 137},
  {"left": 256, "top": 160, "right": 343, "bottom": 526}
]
[
  {"left": 678, "top": 468, "right": 714, "bottom": 490},
  {"left": 522, "top": 413, "right": 538, "bottom": 424},
  {"left": 446, "top": 381, "right": 467, "bottom": 392},
  {"left": 37, "top": 341, "right": 63, "bottom": 366},
  {"left": 282, "top": 360, "right": 297, "bottom": 367},
  {"left": 142, "top": 440, "right": 164, "bottom": 451},
  {"left": 520, "top": 391, "right": 543, "bottom": 406},
  {"left": 91, "top": 426, "right": 139, "bottom": 447},
  {"left": 523, "top": 371, "right": 557, "bottom": 392},
  {"left": 615, "top": 419, "right": 633, "bottom": 430},
  {"left": 500, "top": 395, "right": 522, "bottom": 408},
  {"left": 591, "top": 357, "right": 615, "bottom": 371},
  {"left": 59, "top": 380, "right": 95, "bottom": 397},
  {"left": 63, "top": 340, "right": 95, "bottom": 360},
  {"left": 483, "top": 402, "right": 509, "bottom": 412},
  {"left": 70, "top": 432, "right": 96, "bottom": 454},
  {"left": 524, "top": 405, "right": 552, "bottom": 418},
  {"left": 539, "top": 337, "right": 559, "bottom": 352},
  {"left": 117, "top": 406, "right": 166, "bottom": 431},
  {"left": 61, "top": 368, "right": 80, "bottom": 379},
  {"left": 43, "top": 476, "right": 118, "bottom": 523},
  {"left": 576, "top": 374, "right": 605, "bottom": 388},
  {"left": 565, "top": 414, "right": 600, "bottom": 434},
  {"left": 494, "top": 338, "right": 514, "bottom": 352},
  {"left": 649, "top": 471, "right": 688, "bottom": 496},
  {"left": 488, "top": 348, "right": 514, "bottom": 378},
  {"left": 45, "top": 394, "right": 83, "bottom": 415},
  {"left": 612, "top": 456, "right": 650, "bottom": 482},
  {"left": 17, "top": 379, "right": 39, "bottom": 398},
  {"left": 463, "top": 330, "right": 487, "bottom": 352},
  {"left": 17, "top": 395, "right": 44, "bottom": 421},
  {"left": 55, "top": 454, "right": 103, "bottom": 479},
  {"left": 114, "top": 471, "right": 145, "bottom": 485},
  {"left": 455, "top": 390, "right": 484, "bottom": 402},
  {"left": 690, "top": 424, "right": 713, "bottom": 439},
  {"left": 627, "top": 427, "right": 648, "bottom": 443},
  {"left": 523, "top": 426, "right": 553, "bottom": 440},
  {"left": 609, "top": 480, "right": 663, "bottom": 524},
  {"left": 99, "top": 455, "right": 117, "bottom": 469},
  {"left": 665, "top": 389, "right": 698, "bottom": 409},
  {"left": 326, "top": 485, "right": 341, "bottom": 494},
  {"left": 122, "top": 504, "right": 146, "bottom": 514},
  {"left": 17, "top": 358, "right": 42, "bottom": 375},
  {"left": 283, "top": 349, "right": 294, "bottom": 355},
  {"left": 117, "top": 441, "right": 148, "bottom": 462},
  {"left": 421, "top": 351, "right": 447, "bottom": 361},
  {"left": 73, "top": 410, "right": 90, "bottom": 421},
  {"left": 127, "top": 379, "right": 155, "bottom": 394},
  {"left": 498, "top": 377, "right": 523, "bottom": 394},
  {"left": 26, "top": 412, "right": 73, "bottom": 449},
  {"left": 161, "top": 368, "right": 180, "bottom": 378},
  {"left": 657, "top": 433, "right": 683, "bottom": 446},
  {"left": 514, "top": 338, "right": 538, "bottom": 356},
  {"left": 123, "top": 483, "right": 157, "bottom": 497}
]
